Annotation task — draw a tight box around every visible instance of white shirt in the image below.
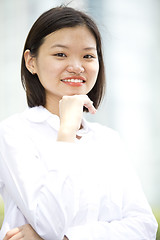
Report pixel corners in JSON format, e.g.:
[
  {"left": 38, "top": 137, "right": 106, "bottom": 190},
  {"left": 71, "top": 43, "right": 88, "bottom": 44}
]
[{"left": 0, "top": 106, "right": 158, "bottom": 240}]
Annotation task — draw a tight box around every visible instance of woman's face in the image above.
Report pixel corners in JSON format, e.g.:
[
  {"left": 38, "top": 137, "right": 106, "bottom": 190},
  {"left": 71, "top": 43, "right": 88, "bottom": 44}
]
[{"left": 33, "top": 26, "right": 99, "bottom": 108}]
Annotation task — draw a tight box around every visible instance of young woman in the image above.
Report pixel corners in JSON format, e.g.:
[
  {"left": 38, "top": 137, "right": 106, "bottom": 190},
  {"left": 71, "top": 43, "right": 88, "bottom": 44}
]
[{"left": 0, "top": 6, "right": 158, "bottom": 240}]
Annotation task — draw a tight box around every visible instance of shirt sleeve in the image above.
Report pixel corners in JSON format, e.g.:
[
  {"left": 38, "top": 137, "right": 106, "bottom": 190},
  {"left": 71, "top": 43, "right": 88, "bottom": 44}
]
[
  {"left": 65, "top": 165, "right": 158, "bottom": 240},
  {"left": 0, "top": 121, "right": 78, "bottom": 240}
]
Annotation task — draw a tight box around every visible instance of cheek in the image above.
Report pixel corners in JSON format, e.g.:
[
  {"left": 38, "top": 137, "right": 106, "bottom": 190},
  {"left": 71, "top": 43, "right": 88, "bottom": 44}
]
[
  {"left": 86, "top": 63, "right": 99, "bottom": 92},
  {"left": 89, "top": 62, "right": 99, "bottom": 80},
  {"left": 37, "top": 60, "right": 65, "bottom": 80}
]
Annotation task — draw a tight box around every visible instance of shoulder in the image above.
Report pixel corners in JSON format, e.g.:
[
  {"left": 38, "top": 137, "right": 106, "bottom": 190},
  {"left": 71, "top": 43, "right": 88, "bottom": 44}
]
[
  {"left": 0, "top": 106, "right": 55, "bottom": 143},
  {"left": 84, "top": 119, "right": 126, "bottom": 158},
  {"left": 0, "top": 113, "right": 27, "bottom": 146},
  {"left": 0, "top": 106, "right": 46, "bottom": 132},
  {"left": 0, "top": 108, "right": 37, "bottom": 138},
  {"left": 85, "top": 119, "right": 120, "bottom": 142},
  {"left": 85, "top": 120, "right": 133, "bottom": 171},
  {"left": 0, "top": 113, "right": 23, "bottom": 131}
]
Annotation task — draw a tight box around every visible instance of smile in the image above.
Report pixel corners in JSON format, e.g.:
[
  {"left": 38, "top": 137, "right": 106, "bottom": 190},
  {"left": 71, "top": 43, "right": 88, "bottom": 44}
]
[{"left": 61, "top": 79, "right": 85, "bottom": 83}]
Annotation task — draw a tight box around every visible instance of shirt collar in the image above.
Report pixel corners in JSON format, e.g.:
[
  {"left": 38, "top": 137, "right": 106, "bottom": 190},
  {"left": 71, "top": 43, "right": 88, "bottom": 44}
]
[{"left": 24, "top": 106, "right": 91, "bottom": 136}]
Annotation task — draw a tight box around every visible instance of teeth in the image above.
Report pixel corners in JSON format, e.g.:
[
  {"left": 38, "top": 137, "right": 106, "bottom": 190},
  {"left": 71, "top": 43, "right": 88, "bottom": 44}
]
[{"left": 62, "top": 79, "right": 84, "bottom": 83}]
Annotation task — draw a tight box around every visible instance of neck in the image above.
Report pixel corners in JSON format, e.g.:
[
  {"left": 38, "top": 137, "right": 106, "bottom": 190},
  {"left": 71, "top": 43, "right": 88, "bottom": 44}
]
[{"left": 45, "top": 95, "right": 60, "bottom": 116}]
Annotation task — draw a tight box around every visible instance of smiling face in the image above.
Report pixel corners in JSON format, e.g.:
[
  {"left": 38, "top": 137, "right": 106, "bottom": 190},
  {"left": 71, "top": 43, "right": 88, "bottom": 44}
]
[{"left": 26, "top": 26, "right": 99, "bottom": 113}]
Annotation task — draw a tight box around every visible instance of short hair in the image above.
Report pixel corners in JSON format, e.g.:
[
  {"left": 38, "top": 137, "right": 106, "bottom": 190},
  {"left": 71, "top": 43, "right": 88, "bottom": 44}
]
[{"left": 21, "top": 6, "right": 106, "bottom": 112}]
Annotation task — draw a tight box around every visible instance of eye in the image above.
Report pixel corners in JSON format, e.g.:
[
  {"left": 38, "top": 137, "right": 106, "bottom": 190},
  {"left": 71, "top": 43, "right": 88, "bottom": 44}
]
[
  {"left": 84, "top": 54, "right": 95, "bottom": 59},
  {"left": 54, "top": 53, "right": 66, "bottom": 57}
]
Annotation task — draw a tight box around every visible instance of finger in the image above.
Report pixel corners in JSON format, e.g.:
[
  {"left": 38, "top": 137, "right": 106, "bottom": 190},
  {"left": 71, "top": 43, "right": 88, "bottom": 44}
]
[
  {"left": 3, "top": 228, "right": 20, "bottom": 240},
  {"left": 83, "top": 98, "right": 97, "bottom": 114},
  {"left": 84, "top": 103, "right": 96, "bottom": 114},
  {"left": 9, "top": 232, "right": 23, "bottom": 240}
]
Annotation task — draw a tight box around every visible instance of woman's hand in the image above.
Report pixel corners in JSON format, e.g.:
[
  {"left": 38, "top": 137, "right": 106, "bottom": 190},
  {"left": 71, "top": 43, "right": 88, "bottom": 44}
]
[
  {"left": 3, "top": 224, "right": 69, "bottom": 240},
  {"left": 3, "top": 224, "right": 43, "bottom": 240},
  {"left": 57, "top": 95, "right": 96, "bottom": 142}
]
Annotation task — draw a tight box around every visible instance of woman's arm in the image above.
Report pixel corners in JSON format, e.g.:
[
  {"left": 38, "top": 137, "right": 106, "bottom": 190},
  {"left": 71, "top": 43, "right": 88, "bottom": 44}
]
[
  {"left": 65, "top": 167, "right": 158, "bottom": 240},
  {"left": 64, "top": 144, "right": 158, "bottom": 240},
  {"left": 0, "top": 121, "right": 76, "bottom": 240},
  {"left": 0, "top": 95, "right": 95, "bottom": 240}
]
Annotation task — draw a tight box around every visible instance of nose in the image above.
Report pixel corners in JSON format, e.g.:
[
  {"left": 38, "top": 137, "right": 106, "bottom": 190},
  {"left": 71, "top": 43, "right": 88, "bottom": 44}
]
[{"left": 66, "top": 61, "right": 84, "bottom": 74}]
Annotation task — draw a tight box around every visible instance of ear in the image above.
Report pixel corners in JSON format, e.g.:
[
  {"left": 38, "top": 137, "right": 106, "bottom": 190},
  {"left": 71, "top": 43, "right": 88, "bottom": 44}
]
[{"left": 24, "top": 50, "right": 37, "bottom": 74}]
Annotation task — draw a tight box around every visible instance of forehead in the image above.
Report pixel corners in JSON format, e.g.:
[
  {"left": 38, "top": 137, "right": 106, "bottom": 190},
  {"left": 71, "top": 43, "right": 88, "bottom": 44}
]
[{"left": 43, "top": 26, "right": 97, "bottom": 48}]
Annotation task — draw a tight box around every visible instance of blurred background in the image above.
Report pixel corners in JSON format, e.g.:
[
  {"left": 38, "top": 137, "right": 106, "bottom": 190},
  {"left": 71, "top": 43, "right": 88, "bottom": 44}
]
[{"left": 0, "top": 0, "right": 159, "bottom": 237}]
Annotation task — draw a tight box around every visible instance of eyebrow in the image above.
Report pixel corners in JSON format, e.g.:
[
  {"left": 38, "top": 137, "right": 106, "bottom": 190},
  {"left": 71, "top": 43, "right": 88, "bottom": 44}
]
[
  {"left": 50, "top": 44, "right": 96, "bottom": 51},
  {"left": 83, "top": 47, "right": 97, "bottom": 51},
  {"left": 50, "top": 44, "right": 69, "bottom": 49}
]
